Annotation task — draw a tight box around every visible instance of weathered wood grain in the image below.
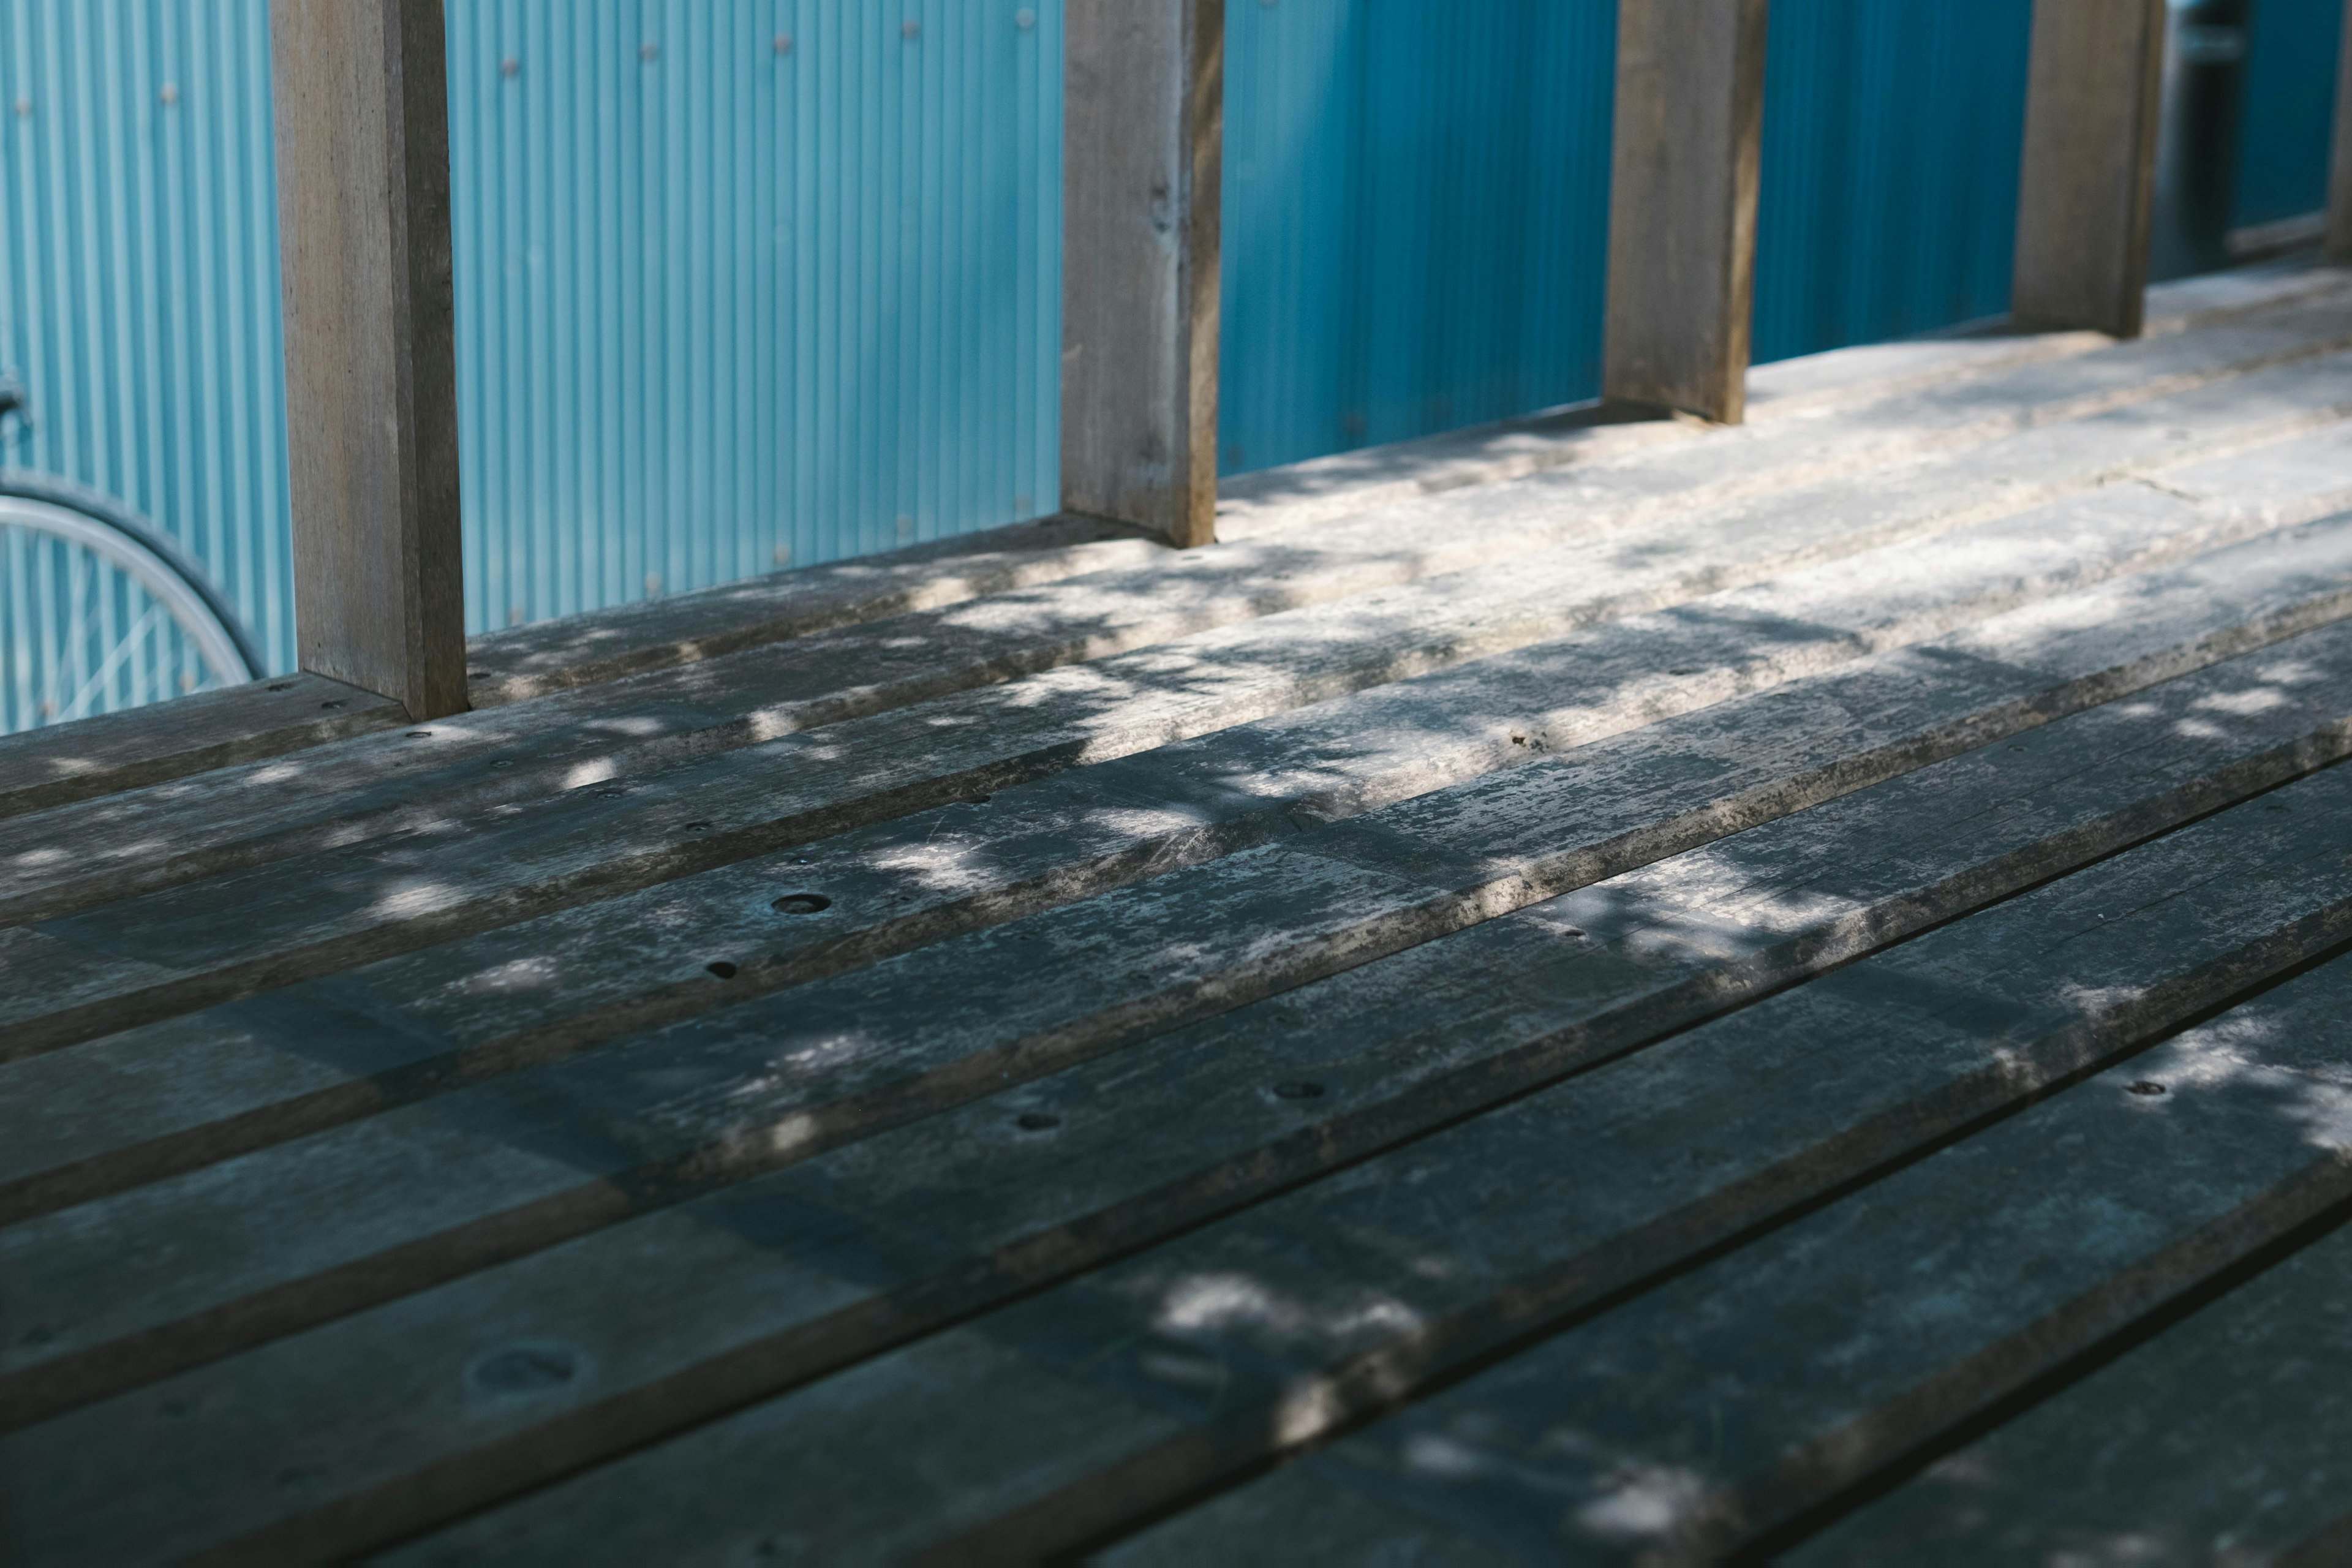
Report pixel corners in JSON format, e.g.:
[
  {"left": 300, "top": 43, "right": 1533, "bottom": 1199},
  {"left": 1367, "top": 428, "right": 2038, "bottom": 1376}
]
[
  {"left": 7, "top": 353, "right": 2350, "bottom": 1066},
  {"left": 1791, "top": 1217, "right": 2352, "bottom": 1564},
  {"left": 271, "top": 0, "right": 467, "bottom": 719},
  {"left": 15, "top": 300, "right": 2344, "bottom": 932},
  {"left": 2013, "top": 0, "right": 2166, "bottom": 337},
  {"left": 0, "top": 674, "right": 404, "bottom": 820},
  {"left": 364, "top": 773, "right": 2352, "bottom": 1565},
  {"left": 5, "top": 407, "right": 2348, "bottom": 1213},
  {"left": 1602, "top": 0, "right": 1768, "bottom": 423},
  {"left": 2332, "top": 0, "right": 2352, "bottom": 264},
  {"left": 1061, "top": 0, "right": 1223, "bottom": 547},
  {"left": 22, "top": 618, "right": 2352, "bottom": 1565},
  {"left": 9, "top": 519, "right": 2352, "bottom": 1439},
  {"left": 1114, "top": 959, "right": 2352, "bottom": 1567},
  {"left": 459, "top": 513, "right": 1163, "bottom": 706},
  {"left": 6, "top": 472, "right": 2351, "bottom": 1226}
]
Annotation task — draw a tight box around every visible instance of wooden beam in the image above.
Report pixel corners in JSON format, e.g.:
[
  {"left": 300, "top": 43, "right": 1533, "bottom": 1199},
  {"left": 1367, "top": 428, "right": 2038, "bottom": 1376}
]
[
  {"left": 1060, "top": 0, "right": 1224, "bottom": 549},
  {"left": 2012, "top": 0, "right": 2167, "bottom": 337},
  {"left": 1602, "top": 0, "right": 1770, "bottom": 426},
  {"left": 2331, "top": 0, "right": 2352, "bottom": 263},
  {"left": 270, "top": 0, "right": 467, "bottom": 720}
]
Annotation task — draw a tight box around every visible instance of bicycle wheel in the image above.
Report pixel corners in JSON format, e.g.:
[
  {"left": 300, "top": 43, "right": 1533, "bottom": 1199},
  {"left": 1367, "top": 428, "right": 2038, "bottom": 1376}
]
[{"left": 0, "top": 471, "right": 264, "bottom": 735}]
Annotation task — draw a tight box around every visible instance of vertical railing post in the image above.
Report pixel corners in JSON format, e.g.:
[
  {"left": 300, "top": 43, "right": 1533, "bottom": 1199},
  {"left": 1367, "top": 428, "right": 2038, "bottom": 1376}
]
[
  {"left": 2330, "top": 0, "right": 2352, "bottom": 263},
  {"left": 1061, "top": 0, "right": 1224, "bottom": 549},
  {"left": 271, "top": 0, "right": 467, "bottom": 718},
  {"left": 2012, "top": 0, "right": 2167, "bottom": 337},
  {"left": 1602, "top": 0, "right": 1770, "bottom": 426}
]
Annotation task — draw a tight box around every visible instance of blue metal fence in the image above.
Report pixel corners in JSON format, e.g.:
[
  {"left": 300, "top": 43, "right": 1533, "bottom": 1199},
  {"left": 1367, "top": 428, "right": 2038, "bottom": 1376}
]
[
  {"left": 1218, "top": 0, "right": 1616, "bottom": 477},
  {"left": 1752, "top": 0, "right": 2034, "bottom": 364},
  {"left": 2235, "top": 0, "right": 2345, "bottom": 229},
  {"left": 1, "top": 0, "right": 293, "bottom": 673},
  {"left": 2, "top": 0, "right": 2346, "bottom": 736},
  {"left": 445, "top": 0, "right": 1062, "bottom": 633},
  {"left": 1, "top": 0, "right": 1063, "bottom": 688}
]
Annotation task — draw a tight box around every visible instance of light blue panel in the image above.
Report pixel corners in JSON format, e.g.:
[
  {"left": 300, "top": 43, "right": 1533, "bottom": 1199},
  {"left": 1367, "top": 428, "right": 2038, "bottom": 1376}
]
[
  {"left": 1752, "top": 0, "right": 2034, "bottom": 365},
  {"left": 2233, "top": 0, "right": 2343, "bottom": 228},
  {"left": 0, "top": 0, "right": 295, "bottom": 677},
  {"left": 446, "top": 0, "right": 1062, "bottom": 631},
  {"left": 1217, "top": 0, "right": 1616, "bottom": 478},
  {"left": 0, "top": 0, "right": 1061, "bottom": 736}
]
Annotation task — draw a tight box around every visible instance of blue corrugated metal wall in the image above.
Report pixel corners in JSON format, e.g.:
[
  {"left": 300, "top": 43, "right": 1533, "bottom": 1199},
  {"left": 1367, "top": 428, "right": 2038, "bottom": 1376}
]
[
  {"left": 1216, "top": 0, "right": 2038, "bottom": 468},
  {"left": 1218, "top": 0, "right": 1616, "bottom": 477},
  {"left": 447, "top": 0, "right": 1061, "bottom": 631},
  {"left": 1752, "top": 0, "right": 2034, "bottom": 364},
  {"left": 2234, "top": 0, "right": 2344, "bottom": 229},
  {"left": 0, "top": 0, "right": 1061, "bottom": 696},
  {"left": 0, "top": 0, "right": 294, "bottom": 671}
]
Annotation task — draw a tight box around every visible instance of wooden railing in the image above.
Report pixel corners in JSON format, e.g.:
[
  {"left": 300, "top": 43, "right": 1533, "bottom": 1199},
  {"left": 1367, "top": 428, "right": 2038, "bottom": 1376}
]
[{"left": 270, "top": 0, "right": 2352, "bottom": 722}]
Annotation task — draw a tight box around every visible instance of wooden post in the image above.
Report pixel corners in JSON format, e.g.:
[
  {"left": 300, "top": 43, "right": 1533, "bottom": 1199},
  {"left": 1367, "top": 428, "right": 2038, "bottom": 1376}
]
[
  {"left": 2012, "top": 0, "right": 2166, "bottom": 338},
  {"left": 2330, "top": 0, "right": 2352, "bottom": 263},
  {"left": 271, "top": 0, "right": 467, "bottom": 719},
  {"left": 1602, "top": 0, "right": 1770, "bottom": 426},
  {"left": 1061, "top": 0, "right": 1223, "bottom": 549}
]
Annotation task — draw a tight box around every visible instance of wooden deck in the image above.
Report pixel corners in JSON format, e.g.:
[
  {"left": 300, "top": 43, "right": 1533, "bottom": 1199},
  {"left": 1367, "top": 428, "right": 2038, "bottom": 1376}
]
[{"left": 9, "top": 258, "right": 2352, "bottom": 1564}]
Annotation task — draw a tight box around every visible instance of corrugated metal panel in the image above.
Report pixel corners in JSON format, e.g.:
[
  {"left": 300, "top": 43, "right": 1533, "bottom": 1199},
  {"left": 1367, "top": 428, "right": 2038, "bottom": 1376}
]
[
  {"left": 1218, "top": 0, "right": 1616, "bottom": 478},
  {"left": 447, "top": 0, "right": 1061, "bottom": 630},
  {"left": 2233, "top": 0, "right": 2343, "bottom": 229},
  {"left": 1, "top": 0, "right": 1061, "bottom": 733},
  {"left": 1752, "top": 0, "right": 2034, "bottom": 364},
  {"left": 1218, "top": 0, "right": 2038, "bottom": 470},
  {"left": 0, "top": 0, "right": 295, "bottom": 677}
]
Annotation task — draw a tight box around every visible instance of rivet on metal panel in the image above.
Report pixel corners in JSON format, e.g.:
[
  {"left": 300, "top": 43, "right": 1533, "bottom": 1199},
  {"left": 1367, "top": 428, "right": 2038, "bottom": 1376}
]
[
  {"left": 774, "top": 34, "right": 793, "bottom": 54},
  {"left": 638, "top": 41, "right": 659, "bottom": 62},
  {"left": 500, "top": 57, "right": 520, "bottom": 78},
  {"left": 10, "top": 98, "right": 28, "bottom": 117},
  {"left": 902, "top": 20, "right": 920, "bottom": 39},
  {"left": 1015, "top": 9, "right": 1036, "bottom": 27},
  {"left": 895, "top": 514, "right": 914, "bottom": 541},
  {"left": 159, "top": 83, "right": 178, "bottom": 105},
  {"left": 772, "top": 543, "right": 792, "bottom": 566},
  {"left": 644, "top": 573, "right": 662, "bottom": 595}
]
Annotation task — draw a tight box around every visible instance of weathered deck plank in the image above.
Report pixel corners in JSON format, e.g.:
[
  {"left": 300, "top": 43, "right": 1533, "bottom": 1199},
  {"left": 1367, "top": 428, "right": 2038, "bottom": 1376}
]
[
  {"left": 1790, "top": 1222, "right": 2352, "bottom": 1565},
  {"left": 1111, "top": 955, "right": 2352, "bottom": 1566},
  {"left": 0, "top": 673, "right": 402, "bottom": 820},
  {"left": 6, "top": 293, "right": 2348, "bottom": 927},
  {"left": 7, "top": 511, "right": 2352, "bottom": 1453},
  {"left": 8, "top": 446, "right": 2351, "bottom": 1219},
  {"left": 9, "top": 362, "right": 2352, "bottom": 1062},
  {"left": 17, "top": 619, "right": 2352, "bottom": 1563},
  {"left": 1208, "top": 255, "right": 2349, "bottom": 540},
  {"left": 364, "top": 774, "right": 2352, "bottom": 1564}
]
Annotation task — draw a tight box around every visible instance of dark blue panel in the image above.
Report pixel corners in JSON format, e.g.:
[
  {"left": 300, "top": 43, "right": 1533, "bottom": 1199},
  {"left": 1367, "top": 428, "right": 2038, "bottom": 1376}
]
[
  {"left": 1752, "top": 0, "right": 2034, "bottom": 365},
  {"left": 1218, "top": 0, "right": 1616, "bottom": 477},
  {"left": 2233, "top": 0, "right": 2343, "bottom": 228}
]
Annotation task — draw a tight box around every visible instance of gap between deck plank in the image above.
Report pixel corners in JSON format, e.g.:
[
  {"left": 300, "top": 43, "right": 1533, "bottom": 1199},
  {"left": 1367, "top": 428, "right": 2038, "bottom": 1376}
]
[{"left": 1790, "top": 1210, "right": 2352, "bottom": 1564}]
